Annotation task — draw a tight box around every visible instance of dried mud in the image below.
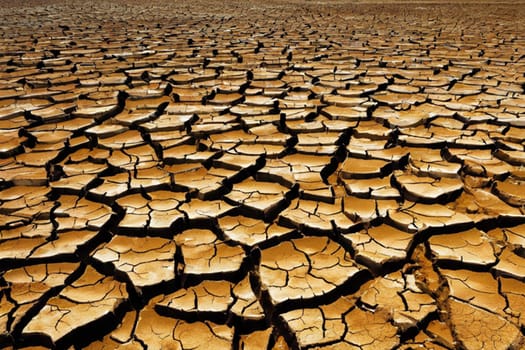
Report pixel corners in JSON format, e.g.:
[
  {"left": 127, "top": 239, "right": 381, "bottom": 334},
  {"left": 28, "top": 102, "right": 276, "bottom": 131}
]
[{"left": 0, "top": 0, "right": 525, "bottom": 349}]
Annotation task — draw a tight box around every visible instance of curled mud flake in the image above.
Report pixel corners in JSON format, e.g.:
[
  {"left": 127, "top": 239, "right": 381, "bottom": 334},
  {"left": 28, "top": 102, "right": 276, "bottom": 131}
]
[
  {"left": 102, "top": 310, "right": 139, "bottom": 345},
  {"left": 66, "top": 147, "right": 110, "bottom": 165},
  {"left": 231, "top": 275, "right": 265, "bottom": 320},
  {"left": 295, "top": 135, "right": 342, "bottom": 156},
  {"left": 500, "top": 277, "right": 525, "bottom": 327},
  {"left": 301, "top": 182, "right": 337, "bottom": 204},
  {"left": 135, "top": 297, "right": 234, "bottom": 350},
  {"left": 279, "top": 198, "right": 358, "bottom": 233},
  {"left": 30, "top": 230, "right": 100, "bottom": 259},
  {"left": 98, "top": 130, "right": 145, "bottom": 150},
  {"left": 387, "top": 84, "right": 421, "bottom": 94},
  {"left": 0, "top": 162, "right": 48, "bottom": 186},
  {"left": 388, "top": 201, "right": 472, "bottom": 233},
  {"left": 0, "top": 293, "right": 14, "bottom": 337},
  {"left": 85, "top": 124, "right": 128, "bottom": 138},
  {"left": 353, "top": 120, "right": 392, "bottom": 140},
  {"left": 446, "top": 148, "right": 512, "bottom": 179},
  {"left": 342, "top": 176, "right": 400, "bottom": 200},
  {"left": 7, "top": 200, "right": 55, "bottom": 226},
  {"left": 287, "top": 121, "right": 328, "bottom": 135},
  {"left": 257, "top": 154, "right": 331, "bottom": 188},
  {"left": 171, "top": 164, "right": 234, "bottom": 199},
  {"left": 372, "top": 91, "right": 427, "bottom": 108},
  {"left": 115, "top": 191, "right": 185, "bottom": 232},
  {"left": 163, "top": 144, "right": 218, "bottom": 164},
  {"left": 83, "top": 337, "right": 143, "bottom": 349},
  {"left": 225, "top": 178, "right": 292, "bottom": 219},
  {"left": 409, "top": 148, "right": 461, "bottom": 178},
  {"left": 423, "top": 319, "right": 455, "bottom": 349},
  {"left": 281, "top": 295, "right": 356, "bottom": 348},
  {"left": 209, "top": 129, "right": 254, "bottom": 145},
  {"left": 115, "top": 193, "right": 150, "bottom": 230},
  {"left": 429, "top": 228, "right": 497, "bottom": 267},
  {"left": 498, "top": 224, "right": 525, "bottom": 250},
  {"left": 244, "top": 93, "right": 281, "bottom": 106},
  {"left": 2, "top": 262, "right": 80, "bottom": 332},
  {"left": 322, "top": 94, "right": 370, "bottom": 107},
  {"left": 339, "top": 157, "right": 391, "bottom": 179},
  {"left": 494, "top": 149, "right": 525, "bottom": 167},
  {"left": 165, "top": 103, "right": 227, "bottom": 116},
  {"left": 397, "top": 333, "right": 451, "bottom": 350},
  {"left": 248, "top": 123, "right": 291, "bottom": 143},
  {"left": 156, "top": 280, "right": 234, "bottom": 315},
  {"left": 239, "top": 328, "right": 273, "bottom": 350},
  {"left": 342, "top": 307, "right": 399, "bottom": 350},
  {"left": 320, "top": 105, "right": 368, "bottom": 121},
  {"left": 343, "top": 224, "right": 414, "bottom": 270},
  {"left": 175, "top": 229, "right": 245, "bottom": 276},
  {"left": 393, "top": 170, "right": 463, "bottom": 203},
  {"left": 0, "top": 186, "right": 50, "bottom": 213},
  {"left": 156, "top": 276, "right": 264, "bottom": 321},
  {"left": 493, "top": 179, "right": 525, "bottom": 207},
  {"left": 259, "top": 236, "right": 365, "bottom": 305},
  {"left": 213, "top": 153, "right": 263, "bottom": 172},
  {"left": 22, "top": 266, "right": 128, "bottom": 347},
  {"left": 0, "top": 221, "right": 53, "bottom": 240},
  {"left": 359, "top": 271, "right": 437, "bottom": 331},
  {"left": 0, "top": 131, "right": 26, "bottom": 158},
  {"left": 232, "top": 143, "right": 288, "bottom": 158},
  {"left": 0, "top": 236, "right": 47, "bottom": 262},
  {"left": 128, "top": 168, "right": 171, "bottom": 192},
  {"left": 114, "top": 109, "right": 157, "bottom": 126},
  {"left": 126, "top": 84, "right": 168, "bottom": 100},
  {"left": 230, "top": 104, "right": 274, "bottom": 117},
  {"left": 440, "top": 269, "right": 505, "bottom": 314},
  {"left": 149, "top": 130, "right": 192, "bottom": 151},
  {"left": 73, "top": 104, "right": 119, "bottom": 120},
  {"left": 492, "top": 248, "right": 525, "bottom": 280},
  {"left": 347, "top": 138, "right": 388, "bottom": 158},
  {"left": 375, "top": 103, "right": 453, "bottom": 128},
  {"left": 50, "top": 174, "right": 98, "bottom": 193},
  {"left": 54, "top": 196, "right": 113, "bottom": 230},
  {"left": 367, "top": 146, "right": 409, "bottom": 163},
  {"left": 105, "top": 145, "right": 159, "bottom": 171},
  {"left": 178, "top": 198, "right": 235, "bottom": 222},
  {"left": 218, "top": 215, "right": 294, "bottom": 247},
  {"left": 399, "top": 125, "right": 450, "bottom": 147},
  {"left": 29, "top": 130, "right": 72, "bottom": 145},
  {"left": 343, "top": 195, "right": 398, "bottom": 223},
  {"left": 448, "top": 188, "right": 523, "bottom": 224},
  {"left": 92, "top": 235, "right": 176, "bottom": 289},
  {"left": 337, "top": 83, "right": 378, "bottom": 97},
  {"left": 448, "top": 298, "right": 523, "bottom": 350}
]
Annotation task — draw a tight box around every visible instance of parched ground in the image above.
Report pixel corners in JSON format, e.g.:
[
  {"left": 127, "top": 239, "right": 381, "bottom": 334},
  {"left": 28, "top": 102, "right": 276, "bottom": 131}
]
[{"left": 0, "top": 0, "right": 525, "bottom": 349}]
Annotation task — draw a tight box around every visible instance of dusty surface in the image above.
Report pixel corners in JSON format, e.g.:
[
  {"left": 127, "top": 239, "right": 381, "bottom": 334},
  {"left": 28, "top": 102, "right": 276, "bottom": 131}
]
[{"left": 0, "top": 0, "right": 525, "bottom": 349}]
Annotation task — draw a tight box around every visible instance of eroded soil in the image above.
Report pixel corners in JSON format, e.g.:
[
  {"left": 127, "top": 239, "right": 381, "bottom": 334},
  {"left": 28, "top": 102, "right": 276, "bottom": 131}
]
[{"left": 0, "top": 1, "right": 525, "bottom": 349}]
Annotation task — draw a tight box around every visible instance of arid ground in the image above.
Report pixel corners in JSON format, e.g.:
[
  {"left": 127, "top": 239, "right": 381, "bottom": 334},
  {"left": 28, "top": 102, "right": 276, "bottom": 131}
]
[{"left": 0, "top": 1, "right": 525, "bottom": 349}]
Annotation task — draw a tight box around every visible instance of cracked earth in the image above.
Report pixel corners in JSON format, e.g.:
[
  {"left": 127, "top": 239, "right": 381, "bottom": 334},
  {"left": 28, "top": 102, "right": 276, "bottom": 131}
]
[{"left": 0, "top": 0, "right": 525, "bottom": 349}]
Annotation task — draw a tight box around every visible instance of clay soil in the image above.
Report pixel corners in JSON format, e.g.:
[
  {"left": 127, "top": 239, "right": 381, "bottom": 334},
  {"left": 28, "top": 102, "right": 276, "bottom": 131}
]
[{"left": 0, "top": 0, "right": 525, "bottom": 349}]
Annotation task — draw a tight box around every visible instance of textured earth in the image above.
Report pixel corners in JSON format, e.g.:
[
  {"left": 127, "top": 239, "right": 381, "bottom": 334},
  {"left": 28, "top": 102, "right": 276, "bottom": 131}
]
[{"left": 1, "top": 0, "right": 525, "bottom": 349}]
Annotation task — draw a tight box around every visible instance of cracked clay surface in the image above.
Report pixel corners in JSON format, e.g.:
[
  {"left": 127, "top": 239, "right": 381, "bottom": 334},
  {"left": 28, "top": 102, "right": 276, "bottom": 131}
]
[{"left": 0, "top": 0, "right": 525, "bottom": 349}]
